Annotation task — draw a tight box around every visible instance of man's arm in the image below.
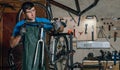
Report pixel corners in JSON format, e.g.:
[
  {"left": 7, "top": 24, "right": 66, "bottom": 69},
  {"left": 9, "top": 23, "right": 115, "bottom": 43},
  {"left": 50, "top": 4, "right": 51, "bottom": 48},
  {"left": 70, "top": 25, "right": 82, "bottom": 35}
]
[
  {"left": 10, "top": 20, "right": 25, "bottom": 48},
  {"left": 10, "top": 35, "right": 21, "bottom": 48}
]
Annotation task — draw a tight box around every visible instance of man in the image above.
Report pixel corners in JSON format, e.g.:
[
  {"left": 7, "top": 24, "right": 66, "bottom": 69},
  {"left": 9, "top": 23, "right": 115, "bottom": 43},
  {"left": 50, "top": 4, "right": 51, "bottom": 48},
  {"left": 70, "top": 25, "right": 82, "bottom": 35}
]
[{"left": 10, "top": 1, "right": 53, "bottom": 70}]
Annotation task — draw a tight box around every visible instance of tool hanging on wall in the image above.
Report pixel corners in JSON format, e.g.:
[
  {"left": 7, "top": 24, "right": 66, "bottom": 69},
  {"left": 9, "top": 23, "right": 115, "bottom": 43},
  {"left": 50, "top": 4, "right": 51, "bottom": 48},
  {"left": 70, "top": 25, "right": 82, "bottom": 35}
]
[
  {"left": 108, "top": 23, "right": 111, "bottom": 39},
  {"left": 97, "top": 26, "right": 105, "bottom": 38},
  {"left": 73, "top": 29, "right": 76, "bottom": 37},
  {"left": 79, "top": 31, "right": 83, "bottom": 35},
  {"left": 73, "top": 28, "right": 78, "bottom": 45},
  {"left": 85, "top": 24, "right": 88, "bottom": 34},
  {"left": 91, "top": 25, "right": 94, "bottom": 41},
  {"left": 114, "top": 32, "right": 117, "bottom": 42}
]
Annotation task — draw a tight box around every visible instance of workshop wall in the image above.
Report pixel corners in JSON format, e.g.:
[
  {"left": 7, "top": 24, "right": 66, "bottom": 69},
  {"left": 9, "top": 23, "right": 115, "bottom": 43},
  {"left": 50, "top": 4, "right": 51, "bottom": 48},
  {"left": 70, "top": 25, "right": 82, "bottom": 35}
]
[
  {"left": 59, "top": 16, "right": 120, "bottom": 63},
  {"left": 50, "top": 0, "right": 120, "bottom": 64}
]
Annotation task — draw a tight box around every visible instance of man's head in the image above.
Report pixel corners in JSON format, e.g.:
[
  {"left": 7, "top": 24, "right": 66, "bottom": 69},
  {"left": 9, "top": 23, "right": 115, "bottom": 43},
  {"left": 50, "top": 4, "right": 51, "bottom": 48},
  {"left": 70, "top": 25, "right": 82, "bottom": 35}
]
[{"left": 21, "top": 2, "right": 36, "bottom": 21}]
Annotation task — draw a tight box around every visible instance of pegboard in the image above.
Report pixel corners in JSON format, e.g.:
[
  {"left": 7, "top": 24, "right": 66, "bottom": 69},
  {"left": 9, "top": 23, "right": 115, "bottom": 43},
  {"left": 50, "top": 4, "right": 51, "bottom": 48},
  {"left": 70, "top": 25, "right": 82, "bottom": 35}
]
[
  {"left": 62, "top": 16, "right": 97, "bottom": 41},
  {"left": 97, "top": 18, "right": 120, "bottom": 39}
]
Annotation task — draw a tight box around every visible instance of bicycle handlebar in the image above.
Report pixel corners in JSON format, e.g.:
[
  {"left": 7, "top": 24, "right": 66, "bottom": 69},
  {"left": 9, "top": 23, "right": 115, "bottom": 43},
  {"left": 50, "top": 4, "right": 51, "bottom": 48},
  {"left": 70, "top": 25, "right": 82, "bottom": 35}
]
[{"left": 24, "top": 22, "right": 52, "bottom": 27}]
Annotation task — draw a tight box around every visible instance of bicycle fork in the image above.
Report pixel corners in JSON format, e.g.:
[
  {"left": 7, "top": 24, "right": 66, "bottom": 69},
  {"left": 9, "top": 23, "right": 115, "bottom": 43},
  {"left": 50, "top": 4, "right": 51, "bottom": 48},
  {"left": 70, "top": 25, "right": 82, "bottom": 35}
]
[
  {"left": 33, "top": 28, "right": 45, "bottom": 68},
  {"left": 51, "top": 37, "right": 56, "bottom": 65}
]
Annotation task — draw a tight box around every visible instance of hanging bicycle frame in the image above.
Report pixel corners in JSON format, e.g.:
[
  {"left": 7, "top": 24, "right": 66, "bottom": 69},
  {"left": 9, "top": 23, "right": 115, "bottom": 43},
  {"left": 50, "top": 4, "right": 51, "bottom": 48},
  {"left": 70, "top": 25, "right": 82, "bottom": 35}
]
[{"left": 47, "top": 0, "right": 99, "bottom": 26}]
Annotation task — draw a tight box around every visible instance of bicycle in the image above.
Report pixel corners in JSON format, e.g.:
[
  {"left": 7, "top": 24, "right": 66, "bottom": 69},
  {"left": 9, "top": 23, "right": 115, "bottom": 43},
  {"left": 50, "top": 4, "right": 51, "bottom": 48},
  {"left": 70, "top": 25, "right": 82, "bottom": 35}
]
[
  {"left": 47, "top": 18, "right": 75, "bottom": 70},
  {"left": 19, "top": 20, "right": 74, "bottom": 70}
]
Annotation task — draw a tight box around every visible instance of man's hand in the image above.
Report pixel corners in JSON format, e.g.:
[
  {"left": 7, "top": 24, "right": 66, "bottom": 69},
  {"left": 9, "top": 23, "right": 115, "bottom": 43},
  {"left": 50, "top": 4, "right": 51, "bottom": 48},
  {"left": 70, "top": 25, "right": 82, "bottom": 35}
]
[
  {"left": 57, "top": 25, "right": 64, "bottom": 32},
  {"left": 10, "top": 35, "right": 21, "bottom": 48}
]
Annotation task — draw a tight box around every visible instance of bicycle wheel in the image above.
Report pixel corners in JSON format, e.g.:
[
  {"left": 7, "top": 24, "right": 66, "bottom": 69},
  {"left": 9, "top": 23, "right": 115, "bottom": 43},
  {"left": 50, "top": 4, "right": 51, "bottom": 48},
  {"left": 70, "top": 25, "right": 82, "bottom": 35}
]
[{"left": 54, "top": 36, "right": 71, "bottom": 70}]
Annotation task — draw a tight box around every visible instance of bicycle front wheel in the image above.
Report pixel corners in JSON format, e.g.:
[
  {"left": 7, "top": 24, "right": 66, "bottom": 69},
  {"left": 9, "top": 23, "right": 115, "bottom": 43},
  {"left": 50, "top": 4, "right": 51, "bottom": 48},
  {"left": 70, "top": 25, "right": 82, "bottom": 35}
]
[{"left": 54, "top": 36, "right": 72, "bottom": 70}]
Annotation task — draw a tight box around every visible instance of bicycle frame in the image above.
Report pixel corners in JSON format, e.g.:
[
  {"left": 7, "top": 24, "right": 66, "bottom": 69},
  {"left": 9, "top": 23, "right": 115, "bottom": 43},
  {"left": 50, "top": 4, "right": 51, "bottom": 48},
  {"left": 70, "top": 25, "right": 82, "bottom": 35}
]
[
  {"left": 47, "top": 0, "right": 99, "bottom": 26},
  {"left": 51, "top": 36, "right": 56, "bottom": 65}
]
